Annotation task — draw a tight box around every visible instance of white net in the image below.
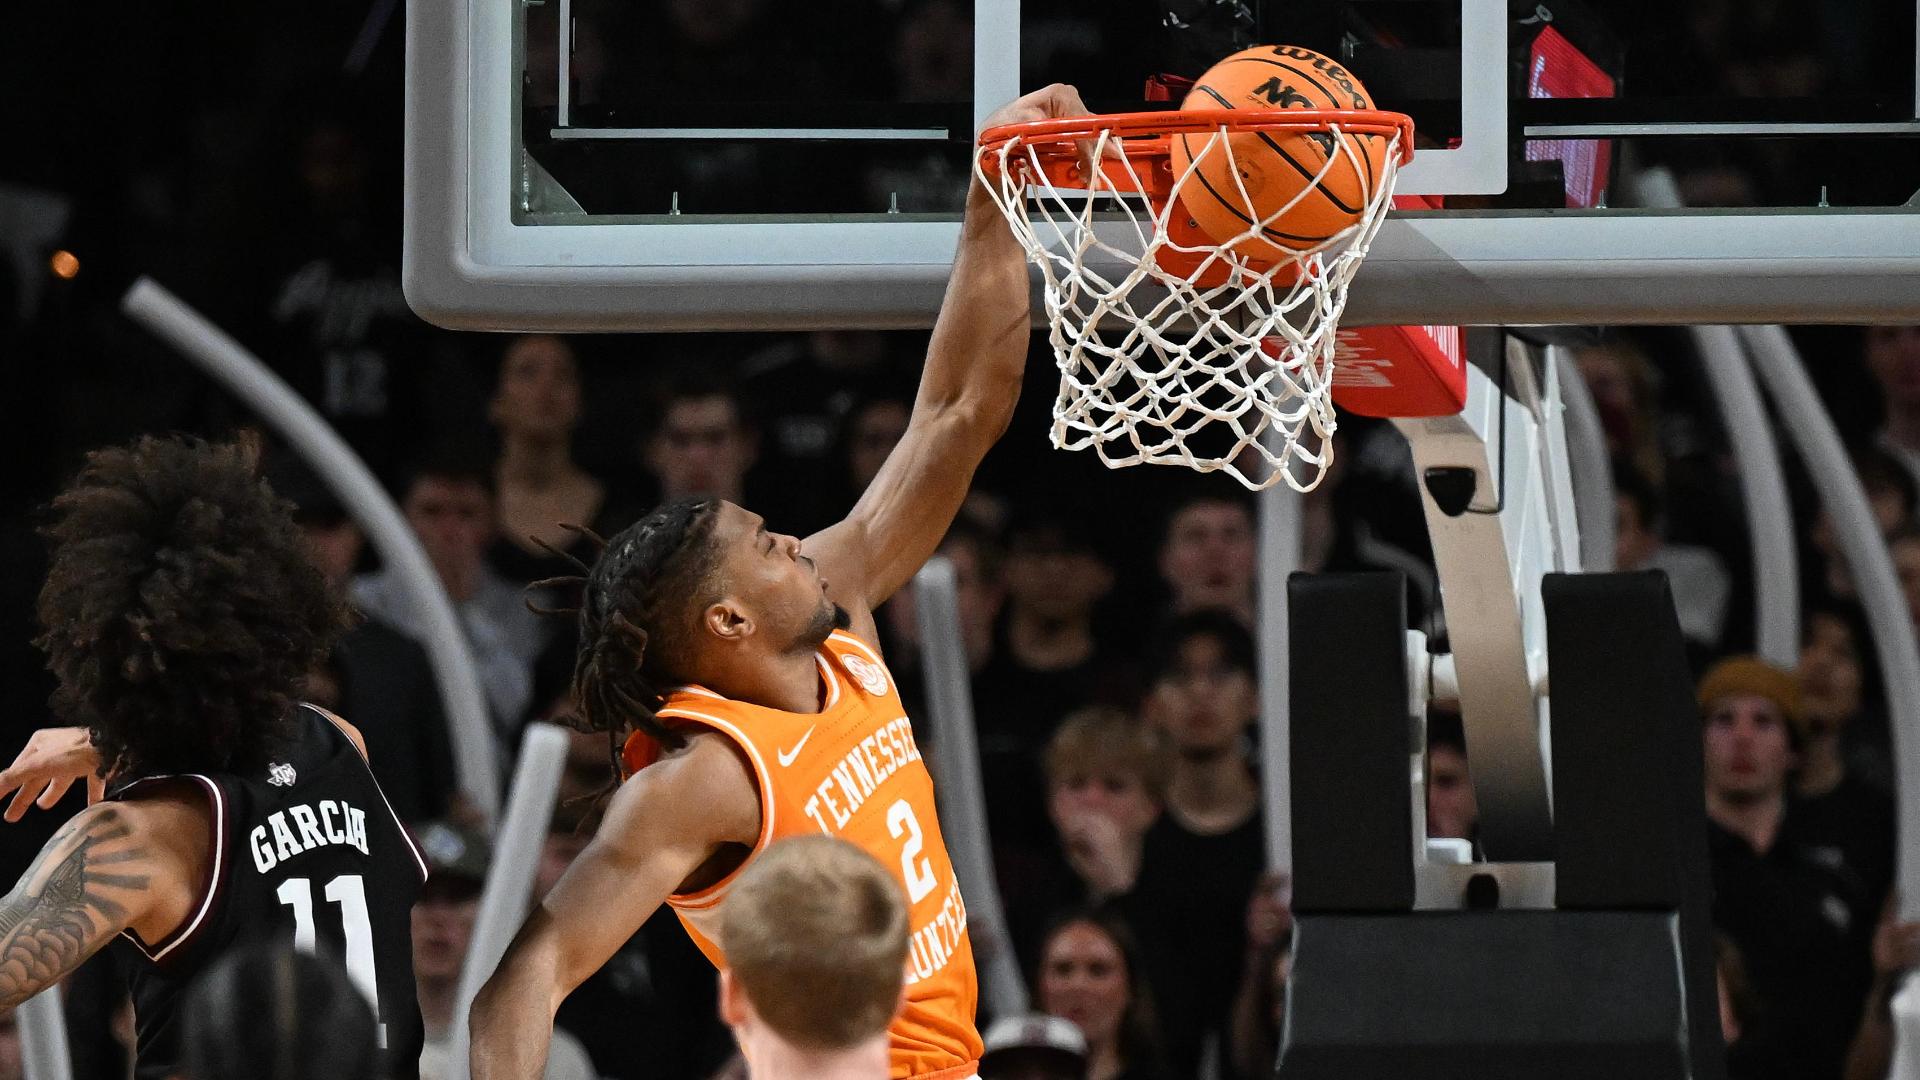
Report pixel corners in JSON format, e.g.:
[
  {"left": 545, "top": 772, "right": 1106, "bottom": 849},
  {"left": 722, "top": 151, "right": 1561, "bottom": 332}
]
[{"left": 976, "top": 120, "right": 1405, "bottom": 492}]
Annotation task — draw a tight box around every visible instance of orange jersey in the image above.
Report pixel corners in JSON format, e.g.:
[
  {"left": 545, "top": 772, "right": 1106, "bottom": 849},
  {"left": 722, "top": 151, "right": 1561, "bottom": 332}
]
[{"left": 628, "top": 630, "right": 982, "bottom": 1080}]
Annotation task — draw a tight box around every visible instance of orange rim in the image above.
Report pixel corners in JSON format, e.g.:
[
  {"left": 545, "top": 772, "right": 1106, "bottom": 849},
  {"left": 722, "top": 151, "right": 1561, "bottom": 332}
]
[{"left": 976, "top": 108, "right": 1416, "bottom": 199}]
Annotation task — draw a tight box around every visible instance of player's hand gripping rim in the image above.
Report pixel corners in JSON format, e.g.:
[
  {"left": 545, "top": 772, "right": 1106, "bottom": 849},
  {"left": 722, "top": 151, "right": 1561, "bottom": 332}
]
[
  {"left": 0, "top": 727, "right": 106, "bottom": 822},
  {"left": 979, "top": 82, "right": 1124, "bottom": 182}
]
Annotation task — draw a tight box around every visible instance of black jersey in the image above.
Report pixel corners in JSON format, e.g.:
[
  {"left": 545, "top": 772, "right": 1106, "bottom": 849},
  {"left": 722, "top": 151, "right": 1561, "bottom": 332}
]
[{"left": 110, "top": 703, "right": 428, "bottom": 1079}]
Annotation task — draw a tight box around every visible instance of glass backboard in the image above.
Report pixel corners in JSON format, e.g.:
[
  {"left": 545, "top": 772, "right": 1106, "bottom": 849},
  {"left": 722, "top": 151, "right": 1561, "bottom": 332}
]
[{"left": 404, "top": 0, "right": 1920, "bottom": 331}]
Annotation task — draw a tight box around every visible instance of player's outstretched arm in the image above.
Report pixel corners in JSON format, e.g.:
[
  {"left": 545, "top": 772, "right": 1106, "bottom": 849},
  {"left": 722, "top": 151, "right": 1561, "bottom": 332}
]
[
  {"left": 804, "top": 85, "right": 1094, "bottom": 614},
  {"left": 470, "top": 734, "right": 762, "bottom": 1079},
  {"left": 0, "top": 803, "right": 162, "bottom": 1011}
]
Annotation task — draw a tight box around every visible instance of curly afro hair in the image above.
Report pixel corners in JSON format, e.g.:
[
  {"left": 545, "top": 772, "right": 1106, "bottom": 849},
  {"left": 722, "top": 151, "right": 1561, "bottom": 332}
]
[{"left": 36, "top": 436, "right": 347, "bottom": 780}]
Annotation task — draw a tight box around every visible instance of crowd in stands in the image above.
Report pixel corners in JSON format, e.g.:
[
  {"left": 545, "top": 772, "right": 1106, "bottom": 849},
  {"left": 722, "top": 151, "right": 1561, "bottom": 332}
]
[{"left": 3, "top": 1, "right": 1920, "bottom": 1078}]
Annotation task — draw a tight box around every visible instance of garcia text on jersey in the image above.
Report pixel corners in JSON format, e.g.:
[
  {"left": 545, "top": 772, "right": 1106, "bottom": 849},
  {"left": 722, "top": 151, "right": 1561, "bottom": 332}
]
[{"left": 249, "top": 800, "right": 372, "bottom": 873}]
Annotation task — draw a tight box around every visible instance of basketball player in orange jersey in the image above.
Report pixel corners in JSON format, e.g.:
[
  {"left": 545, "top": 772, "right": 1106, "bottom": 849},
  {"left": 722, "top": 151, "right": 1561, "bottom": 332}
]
[
  {"left": 470, "top": 85, "right": 1096, "bottom": 1080},
  {"left": 718, "top": 837, "right": 910, "bottom": 1079}
]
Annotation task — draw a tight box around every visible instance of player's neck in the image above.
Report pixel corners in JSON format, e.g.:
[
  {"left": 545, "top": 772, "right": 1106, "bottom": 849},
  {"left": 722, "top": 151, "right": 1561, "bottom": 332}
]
[
  {"left": 709, "top": 646, "right": 829, "bottom": 714},
  {"left": 1006, "top": 608, "right": 1094, "bottom": 671},
  {"left": 1168, "top": 752, "right": 1258, "bottom": 833},
  {"left": 1706, "top": 788, "right": 1787, "bottom": 853},
  {"left": 498, "top": 436, "right": 576, "bottom": 488},
  {"left": 736, "top": 1026, "right": 889, "bottom": 1079}
]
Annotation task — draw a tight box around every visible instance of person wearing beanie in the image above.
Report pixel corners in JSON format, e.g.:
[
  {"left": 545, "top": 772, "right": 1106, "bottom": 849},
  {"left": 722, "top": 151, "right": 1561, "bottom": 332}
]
[{"left": 1698, "top": 655, "right": 1877, "bottom": 1080}]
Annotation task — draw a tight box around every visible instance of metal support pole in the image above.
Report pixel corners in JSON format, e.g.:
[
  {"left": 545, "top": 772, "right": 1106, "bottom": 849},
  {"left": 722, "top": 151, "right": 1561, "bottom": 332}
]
[
  {"left": 18, "top": 987, "right": 71, "bottom": 1080},
  {"left": 1631, "top": 171, "right": 1800, "bottom": 666},
  {"left": 1257, "top": 483, "right": 1303, "bottom": 874},
  {"left": 448, "top": 722, "right": 570, "bottom": 1080},
  {"left": 1549, "top": 345, "right": 1617, "bottom": 572},
  {"left": 914, "top": 557, "right": 1029, "bottom": 1019},
  {"left": 1741, "top": 326, "right": 1920, "bottom": 914},
  {"left": 121, "top": 278, "right": 500, "bottom": 824}
]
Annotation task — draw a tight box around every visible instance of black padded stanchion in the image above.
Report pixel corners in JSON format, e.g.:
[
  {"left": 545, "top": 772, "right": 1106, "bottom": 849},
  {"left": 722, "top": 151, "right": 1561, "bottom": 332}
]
[
  {"left": 1544, "top": 571, "right": 1726, "bottom": 1080},
  {"left": 1277, "top": 570, "right": 1719, "bottom": 1080},
  {"left": 1287, "top": 572, "right": 1414, "bottom": 913},
  {"left": 1283, "top": 910, "right": 1688, "bottom": 1079}
]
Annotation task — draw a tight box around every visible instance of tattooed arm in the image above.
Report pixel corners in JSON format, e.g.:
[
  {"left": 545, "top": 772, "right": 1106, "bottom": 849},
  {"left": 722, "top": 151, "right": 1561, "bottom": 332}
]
[{"left": 0, "top": 804, "right": 160, "bottom": 1011}]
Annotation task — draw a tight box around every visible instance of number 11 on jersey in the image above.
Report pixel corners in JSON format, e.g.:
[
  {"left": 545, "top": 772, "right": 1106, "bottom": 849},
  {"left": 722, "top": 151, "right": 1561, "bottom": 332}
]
[{"left": 277, "top": 875, "right": 386, "bottom": 1048}]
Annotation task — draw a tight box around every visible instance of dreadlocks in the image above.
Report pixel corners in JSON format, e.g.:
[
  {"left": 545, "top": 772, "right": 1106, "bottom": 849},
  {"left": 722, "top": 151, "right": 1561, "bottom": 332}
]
[{"left": 528, "top": 498, "right": 725, "bottom": 784}]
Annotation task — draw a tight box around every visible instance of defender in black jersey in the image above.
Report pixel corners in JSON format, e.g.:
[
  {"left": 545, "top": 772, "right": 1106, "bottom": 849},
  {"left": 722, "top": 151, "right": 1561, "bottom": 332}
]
[{"left": 0, "top": 436, "right": 429, "bottom": 1079}]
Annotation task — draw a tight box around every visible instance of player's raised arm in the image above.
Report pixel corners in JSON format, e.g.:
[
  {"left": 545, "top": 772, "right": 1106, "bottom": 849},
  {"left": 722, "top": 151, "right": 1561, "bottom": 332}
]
[
  {"left": 470, "top": 733, "right": 761, "bottom": 1079},
  {"left": 803, "top": 85, "right": 1093, "bottom": 612},
  {"left": 0, "top": 803, "right": 165, "bottom": 1011}
]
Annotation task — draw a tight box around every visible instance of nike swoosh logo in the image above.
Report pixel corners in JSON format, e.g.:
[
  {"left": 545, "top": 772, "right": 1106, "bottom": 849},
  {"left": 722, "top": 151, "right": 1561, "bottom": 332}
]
[{"left": 777, "top": 727, "right": 816, "bottom": 768}]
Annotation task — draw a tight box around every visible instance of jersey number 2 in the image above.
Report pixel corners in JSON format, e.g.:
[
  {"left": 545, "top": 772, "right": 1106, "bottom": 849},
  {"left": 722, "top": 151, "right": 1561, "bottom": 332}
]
[
  {"left": 886, "top": 799, "right": 937, "bottom": 903},
  {"left": 277, "top": 875, "right": 385, "bottom": 1047}
]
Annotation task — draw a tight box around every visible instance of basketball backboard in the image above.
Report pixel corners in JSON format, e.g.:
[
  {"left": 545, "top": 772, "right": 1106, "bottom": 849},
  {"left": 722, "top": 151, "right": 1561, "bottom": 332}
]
[{"left": 404, "top": 0, "right": 1920, "bottom": 331}]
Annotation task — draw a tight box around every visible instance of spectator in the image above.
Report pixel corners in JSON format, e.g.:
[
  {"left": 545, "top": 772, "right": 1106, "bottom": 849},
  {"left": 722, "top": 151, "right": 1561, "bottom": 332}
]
[
  {"left": 1792, "top": 606, "right": 1896, "bottom": 914},
  {"left": 353, "top": 452, "right": 547, "bottom": 753},
  {"left": 411, "top": 821, "right": 597, "bottom": 1080},
  {"left": 1034, "top": 911, "right": 1169, "bottom": 1080},
  {"left": 974, "top": 512, "right": 1136, "bottom": 858},
  {"left": 249, "top": 104, "right": 460, "bottom": 481},
  {"left": 182, "top": 944, "right": 380, "bottom": 1080},
  {"left": 1575, "top": 339, "right": 1666, "bottom": 491},
  {"left": 1888, "top": 527, "right": 1920, "bottom": 627},
  {"left": 978, "top": 1014, "right": 1090, "bottom": 1080},
  {"left": 1806, "top": 447, "right": 1915, "bottom": 603},
  {"left": 880, "top": 516, "right": 1006, "bottom": 687},
  {"left": 1006, "top": 708, "right": 1171, "bottom": 968},
  {"left": 1839, "top": 899, "right": 1920, "bottom": 1080},
  {"left": 1425, "top": 709, "right": 1478, "bottom": 843},
  {"left": 1700, "top": 657, "right": 1877, "bottom": 1080},
  {"left": 1615, "top": 461, "right": 1731, "bottom": 652},
  {"left": 1868, "top": 325, "right": 1920, "bottom": 494},
  {"left": 1133, "top": 611, "right": 1266, "bottom": 1077},
  {"left": 645, "top": 379, "right": 757, "bottom": 508},
  {"left": 842, "top": 393, "right": 913, "bottom": 496},
  {"left": 1157, "top": 494, "right": 1257, "bottom": 626},
  {"left": 1227, "top": 873, "right": 1293, "bottom": 1080},
  {"left": 273, "top": 458, "right": 458, "bottom": 825},
  {"left": 487, "top": 334, "right": 635, "bottom": 586}
]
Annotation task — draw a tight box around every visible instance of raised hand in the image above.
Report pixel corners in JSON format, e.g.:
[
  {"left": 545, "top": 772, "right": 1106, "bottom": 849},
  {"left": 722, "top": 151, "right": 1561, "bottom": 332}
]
[{"left": 0, "top": 728, "right": 105, "bottom": 824}]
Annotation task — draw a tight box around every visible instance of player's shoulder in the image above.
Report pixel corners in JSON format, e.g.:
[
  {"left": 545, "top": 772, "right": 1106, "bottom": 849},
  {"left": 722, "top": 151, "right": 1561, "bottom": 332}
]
[{"left": 614, "top": 730, "right": 761, "bottom": 846}]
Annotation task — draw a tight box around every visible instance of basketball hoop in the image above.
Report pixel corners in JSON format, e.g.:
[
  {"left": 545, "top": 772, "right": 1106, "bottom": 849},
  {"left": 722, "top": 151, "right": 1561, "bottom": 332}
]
[{"left": 975, "top": 108, "right": 1423, "bottom": 492}]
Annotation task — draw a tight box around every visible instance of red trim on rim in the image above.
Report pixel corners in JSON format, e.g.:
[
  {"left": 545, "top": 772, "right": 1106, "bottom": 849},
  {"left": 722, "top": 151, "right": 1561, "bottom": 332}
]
[{"left": 977, "top": 108, "right": 1416, "bottom": 197}]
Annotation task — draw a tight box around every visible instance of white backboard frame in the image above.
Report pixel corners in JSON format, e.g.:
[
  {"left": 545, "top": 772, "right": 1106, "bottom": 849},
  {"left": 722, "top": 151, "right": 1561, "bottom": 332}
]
[{"left": 404, "top": 0, "right": 1920, "bottom": 331}]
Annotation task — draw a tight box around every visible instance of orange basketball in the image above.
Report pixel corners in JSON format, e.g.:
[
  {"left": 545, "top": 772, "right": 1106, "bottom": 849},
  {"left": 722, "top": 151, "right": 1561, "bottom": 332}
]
[{"left": 1170, "top": 45, "right": 1390, "bottom": 263}]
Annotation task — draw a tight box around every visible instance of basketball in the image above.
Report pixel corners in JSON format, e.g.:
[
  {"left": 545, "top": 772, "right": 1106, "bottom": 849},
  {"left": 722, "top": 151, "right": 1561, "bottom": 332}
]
[{"left": 1170, "top": 44, "right": 1390, "bottom": 262}]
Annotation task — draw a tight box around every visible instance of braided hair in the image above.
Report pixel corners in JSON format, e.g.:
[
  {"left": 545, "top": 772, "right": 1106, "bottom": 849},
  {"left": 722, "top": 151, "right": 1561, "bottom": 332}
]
[{"left": 528, "top": 498, "right": 725, "bottom": 786}]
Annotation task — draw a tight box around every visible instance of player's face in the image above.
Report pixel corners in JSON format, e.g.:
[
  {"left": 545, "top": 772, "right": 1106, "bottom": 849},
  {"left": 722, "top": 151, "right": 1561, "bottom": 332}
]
[
  {"left": 712, "top": 503, "right": 840, "bottom": 652},
  {"left": 1149, "top": 635, "right": 1257, "bottom": 757},
  {"left": 1702, "top": 695, "right": 1795, "bottom": 803},
  {"left": 1038, "top": 921, "right": 1130, "bottom": 1050},
  {"left": 1426, "top": 745, "right": 1477, "bottom": 840},
  {"left": 492, "top": 335, "right": 582, "bottom": 439}
]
